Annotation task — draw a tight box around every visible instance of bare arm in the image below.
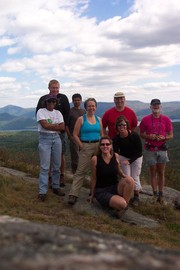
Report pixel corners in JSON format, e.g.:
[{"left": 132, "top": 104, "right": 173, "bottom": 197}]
[
  {"left": 39, "top": 120, "right": 65, "bottom": 132},
  {"left": 165, "top": 130, "right": 173, "bottom": 140},
  {"left": 98, "top": 117, "right": 105, "bottom": 136},
  {"left": 73, "top": 116, "right": 83, "bottom": 148},
  {"left": 103, "top": 128, "right": 107, "bottom": 135},
  {"left": 156, "top": 130, "right": 173, "bottom": 142},
  {"left": 140, "top": 131, "right": 157, "bottom": 141},
  {"left": 115, "top": 153, "right": 126, "bottom": 178},
  {"left": 140, "top": 130, "right": 173, "bottom": 141}
]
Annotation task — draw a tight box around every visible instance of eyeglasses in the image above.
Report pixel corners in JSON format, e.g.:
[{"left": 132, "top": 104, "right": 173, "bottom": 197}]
[
  {"left": 100, "top": 143, "right": 111, "bottom": 146},
  {"left": 118, "top": 123, "right": 127, "bottom": 127},
  {"left": 47, "top": 100, "right": 56, "bottom": 103}
]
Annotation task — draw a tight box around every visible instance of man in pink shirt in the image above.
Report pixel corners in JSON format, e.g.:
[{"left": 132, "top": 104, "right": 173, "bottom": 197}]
[
  {"left": 102, "top": 92, "right": 138, "bottom": 138},
  {"left": 139, "top": 99, "right": 173, "bottom": 204}
]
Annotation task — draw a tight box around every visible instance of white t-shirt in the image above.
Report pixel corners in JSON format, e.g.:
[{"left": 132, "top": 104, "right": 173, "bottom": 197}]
[{"left": 37, "top": 108, "right": 64, "bottom": 133}]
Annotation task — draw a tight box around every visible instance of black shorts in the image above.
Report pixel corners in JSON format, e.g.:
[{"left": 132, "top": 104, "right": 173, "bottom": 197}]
[{"left": 94, "top": 184, "right": 118, "bottom": 208}]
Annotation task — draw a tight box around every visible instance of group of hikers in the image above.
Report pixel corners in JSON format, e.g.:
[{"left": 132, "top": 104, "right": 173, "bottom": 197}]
[{"left": 35, "top": 79, "right": 174, "bottom": 216}]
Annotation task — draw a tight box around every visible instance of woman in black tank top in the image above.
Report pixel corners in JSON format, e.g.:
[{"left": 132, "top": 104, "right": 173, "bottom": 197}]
[{"left": 88, "top": 136, "right": 134, "bottom": 217}]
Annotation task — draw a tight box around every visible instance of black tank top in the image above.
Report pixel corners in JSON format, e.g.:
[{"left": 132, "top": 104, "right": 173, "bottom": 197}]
[{"left": 96, "top": 154, "right": 119, "bottom": 188}]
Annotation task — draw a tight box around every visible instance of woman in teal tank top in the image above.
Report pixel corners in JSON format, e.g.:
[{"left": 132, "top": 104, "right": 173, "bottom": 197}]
[{"left": 68, "top": 98, "right": 103, "bottom": 205}]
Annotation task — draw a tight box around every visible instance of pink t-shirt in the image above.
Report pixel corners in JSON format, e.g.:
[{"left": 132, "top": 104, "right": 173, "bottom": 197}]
[
  {"left": 139, "top": 114, "right": 173, "bottom": 148},
  {"left": 102, "top": 106, "right": 137, "bottom": 138}
]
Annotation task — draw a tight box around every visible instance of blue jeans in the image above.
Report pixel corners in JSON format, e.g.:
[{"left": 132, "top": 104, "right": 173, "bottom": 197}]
[{"left": 38, "top": 132, "right": 62, "bottom": 194}]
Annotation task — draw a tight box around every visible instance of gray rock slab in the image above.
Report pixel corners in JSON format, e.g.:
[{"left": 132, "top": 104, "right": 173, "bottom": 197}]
[{"left": 0, "top": 218, "right": 179, "bottom": 270}]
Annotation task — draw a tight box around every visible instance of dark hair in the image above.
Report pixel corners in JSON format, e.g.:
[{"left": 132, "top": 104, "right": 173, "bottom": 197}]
[
  {"left": 84, "top": 98, "right": 97, "bottom": 110},
  {"left": 97, "top": 135, "right": 113, "bottom": 155},
  {"left": 72, "top": 93, "right": 82, "bottom": 100},
  {"left": 43, "top": 99, "right": 57, "bottom": 108},
  {"left": 115, "top": 115, "right": 130, "bottom": 130}
]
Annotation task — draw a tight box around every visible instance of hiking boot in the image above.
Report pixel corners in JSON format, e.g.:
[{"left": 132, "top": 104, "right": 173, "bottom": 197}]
[
  {"left": 52, "top": 188, "right": 65, "bottom": 197},
  {"left": 131, "top": 196, "right": 140, "bottom": 207},
  {"left": 68, "top": 195, "right": 77, "bottom": 205},
  {"left": 38, "top": 194, "right": 46, "bottom": 202},
  {"left": 157, "top": 196, "right": 167, "bottom": 206}
]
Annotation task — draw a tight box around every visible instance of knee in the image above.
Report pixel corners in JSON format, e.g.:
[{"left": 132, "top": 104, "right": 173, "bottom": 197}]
[
  {"left": 117, "top": 199, "right": 127, "bottom": 210},
  {"left": 157, "top": 170, "right": 165, "bottom": 177},
  {"left": 125, "top": 176, "right": 134, "bottom": 187}
]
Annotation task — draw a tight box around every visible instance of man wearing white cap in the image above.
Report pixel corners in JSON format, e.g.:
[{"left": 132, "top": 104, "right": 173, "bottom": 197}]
[{"left": 102, "top": 92, "right": 138, "bottom": 138}]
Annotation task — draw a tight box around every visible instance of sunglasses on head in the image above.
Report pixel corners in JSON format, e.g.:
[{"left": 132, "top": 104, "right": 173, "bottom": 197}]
[
  {"left": 47, "top": 100, "right": 56, "bottom": 103},
  {"left": 118, "top": 123, "right": 127, "bottom": 127},
  {"left": 100, "top": 143, "right": 111, "bottom": 146}
]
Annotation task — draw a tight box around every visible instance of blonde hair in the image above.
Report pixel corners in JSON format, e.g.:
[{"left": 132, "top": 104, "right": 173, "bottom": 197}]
[{"left": 48, "top": 79, "right": 60, "bottom": 89}]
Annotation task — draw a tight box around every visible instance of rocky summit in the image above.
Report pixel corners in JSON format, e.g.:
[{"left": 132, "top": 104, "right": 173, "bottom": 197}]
[
  {"left": 0, "top": 216, "right": 180, "bottom": 270},
  {"left": 0, "top": 166, "right": 180, "bottom": 269}
]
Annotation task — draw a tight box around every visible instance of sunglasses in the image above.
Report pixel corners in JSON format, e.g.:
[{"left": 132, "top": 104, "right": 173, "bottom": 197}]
[
  {"left": 47, "top": 100, "right": 56, "bottom": 103},
  {"left": 100, "top": 143, "right": 111, "bottom": 146},
  {"left": 118, "top": 123, "right": 127, "bottom": 127}
]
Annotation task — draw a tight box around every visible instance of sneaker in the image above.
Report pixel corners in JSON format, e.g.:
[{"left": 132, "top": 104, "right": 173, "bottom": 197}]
[
  {"left": 38, "top": 194, "right": 46, "bottom": 202},
  {"left": 52, "top": 188, "right": 65, "bottom": 197},
  {"left": 157, "top": 196, "right": 167, "bottom": 206},
  {"left": 131, "top": 196, "right": 139, "bottom": 207},
  {"left": 68, "top": 195, "right": 77, "bottom": 205}
]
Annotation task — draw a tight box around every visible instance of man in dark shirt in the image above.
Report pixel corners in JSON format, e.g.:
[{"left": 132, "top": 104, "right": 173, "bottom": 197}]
[
  {"left": 66, "top": 93, "right": 86, "bottom": 174},
  {"left": 36, "top": 79, "right": 70, "bottom": 187}
]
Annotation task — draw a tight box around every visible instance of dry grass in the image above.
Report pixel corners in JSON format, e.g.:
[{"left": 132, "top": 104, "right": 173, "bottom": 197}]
[
  {"left": 0, "top": 131, "right": 180, "bottom": 250},
  {"left": 0, "top": 175, "right": 180, "bottom": 250}
]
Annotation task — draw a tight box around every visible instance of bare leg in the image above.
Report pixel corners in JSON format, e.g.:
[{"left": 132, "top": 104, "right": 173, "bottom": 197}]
[
  {"left": 156, "top": 163, "right": 166, "bottom": 192},
  {"left": 109, "top": 176, "right": 134, "bottom": 211},
  {"left": 149, "top": 165, "right": 158, "bottom": 194},
  {"left": 117, "top": 176, "right": 134, "bottom": 204},
  {"left": 109, "top": 195, "right": 127, "bottom": 210}
]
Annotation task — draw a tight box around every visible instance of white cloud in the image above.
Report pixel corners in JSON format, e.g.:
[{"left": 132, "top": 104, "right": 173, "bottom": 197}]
[{"left": 0, "top": 0, "right": 180, "bottom": 108}]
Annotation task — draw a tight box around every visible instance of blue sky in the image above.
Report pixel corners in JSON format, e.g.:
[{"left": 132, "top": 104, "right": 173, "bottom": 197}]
[
  {"left": 86, "top": 0, "right": 133, "bottom": 21},
  {"left": 0, "top": 0, "right": 180, "bottom": 108}
]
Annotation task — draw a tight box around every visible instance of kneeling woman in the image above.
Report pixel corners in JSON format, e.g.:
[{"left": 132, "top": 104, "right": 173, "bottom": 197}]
[{"left": 89, "top": 136, "right": 134, "bottom": 215}]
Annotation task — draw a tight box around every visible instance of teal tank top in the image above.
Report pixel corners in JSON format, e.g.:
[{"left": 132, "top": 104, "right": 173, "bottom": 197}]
[{"left": 80, "top": 114, "right": 101, "bottom": 141}]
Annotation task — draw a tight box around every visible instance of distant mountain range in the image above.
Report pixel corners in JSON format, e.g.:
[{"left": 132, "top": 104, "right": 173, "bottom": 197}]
[{"left": 0, "top": 101, "right": 179, "bottom": 130}]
